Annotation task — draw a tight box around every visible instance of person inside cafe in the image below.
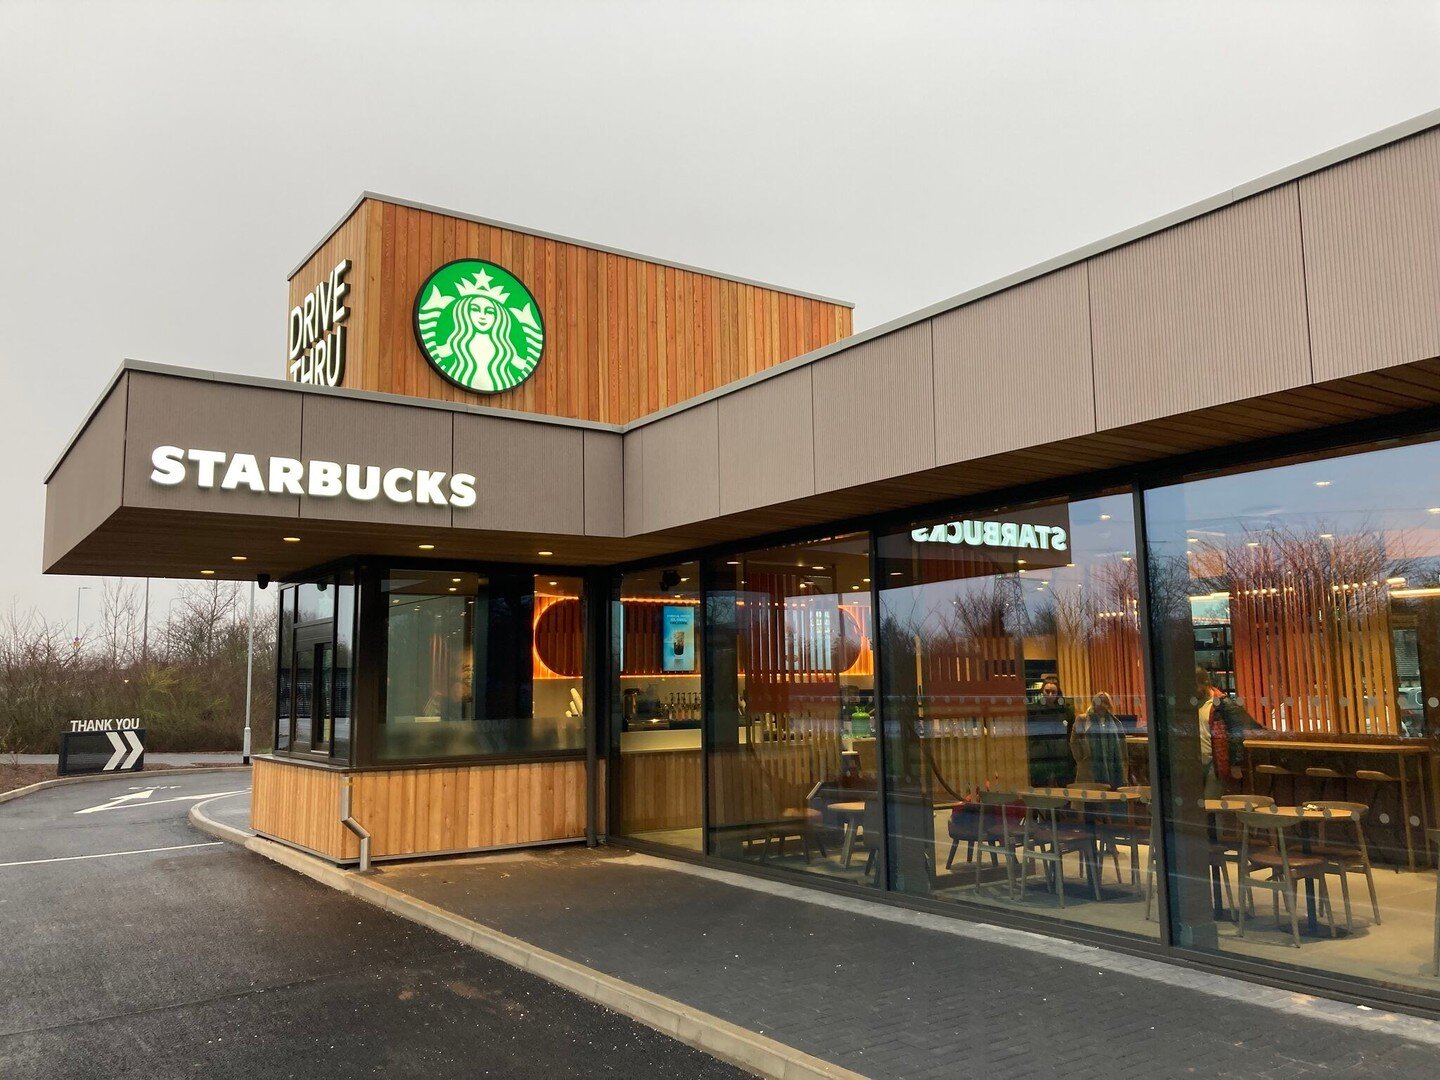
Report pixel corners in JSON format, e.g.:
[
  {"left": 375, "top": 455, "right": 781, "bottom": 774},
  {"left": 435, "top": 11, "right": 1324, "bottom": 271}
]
[
  {"left": 1197, "top": 666, "right": 1264, "bottom": 798},
  {"left": 1071, "top": 691, "right": 1126, "bottom": 788},
  {"left": 1028, "top": 675, "right": 1077, "bottom": 786}
]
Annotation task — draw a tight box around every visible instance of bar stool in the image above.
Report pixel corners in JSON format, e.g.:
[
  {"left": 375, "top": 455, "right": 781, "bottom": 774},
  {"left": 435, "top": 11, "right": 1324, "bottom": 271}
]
[
  {"left": 1304, "top": 766, "right": 1347, "bottom": 804},
  {"left": 1236, "top": 808, "right": 1338, "bottom": 948},
  {"left": 1254, "top": 763, "right": 1299, "bottom": 805},
  {"left": 1306, "top": 802, "right": 1381, "bottom": 931},
  {"left": 1355, "top": 768, "right": 1420, "bottom": 872}
]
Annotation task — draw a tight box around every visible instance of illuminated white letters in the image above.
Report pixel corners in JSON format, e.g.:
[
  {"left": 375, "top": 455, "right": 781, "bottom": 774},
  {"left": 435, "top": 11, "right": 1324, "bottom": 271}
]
[
  {"left": 289, "top": 258, "right": 351, "bottom": 387},
  {"left": 147, "top": 446, "right": 479, "bottom": 509},
  {"left": 911, "top": 517, "right": 1070, "bottom": 553}
]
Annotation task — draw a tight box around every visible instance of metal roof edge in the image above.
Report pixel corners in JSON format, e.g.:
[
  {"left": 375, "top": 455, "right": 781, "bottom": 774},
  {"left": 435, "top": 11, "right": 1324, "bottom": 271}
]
[
  {"left": 623, "top": 104, "right": 1440, "bottom": 433},
  {"left": 286, "top": 194, "right": 369, "bottom": 281},
  {"left": 286, "top": 190, "right": 855, "bottom": 308}
]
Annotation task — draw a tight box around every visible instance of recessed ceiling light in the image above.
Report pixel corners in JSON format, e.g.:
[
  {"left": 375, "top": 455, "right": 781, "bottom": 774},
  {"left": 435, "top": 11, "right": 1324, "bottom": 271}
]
[
  {"left": 451, "top": 577, "right": 462, "bottom": 583},
  {"left": 448, "top": 587, "right": 457, "bottom": 593},
  {"left": 862, "top": 577, "right": 871, "bottom": 583},
  {"left": 1099, "top": 514, "right": 1111, "bottom": 521},
  {"left": 283, "top": 536, "right": 301, "bottom": 543},
  {"left": 1247, "top": 542, "right": 1260, "bottom": 548},
  {"left": 1429, "top": 508, "right": 1440, "bottom": 515},
  {"left": 200, "top": 569, "right": 215, "bottom": 576},
  {"left": 726, "top": 560, "right": 739, "bottom": 566},
  {"left": 889, "top": 571, "right": 902, "bottom": 577},
  {"left": 1315, "top": 480, "right": 1331, "bottom": 487},
  {"left": 418, "top": 543, "right": 435, "bottom": 551},
  {"left": 548, "top": 580, "right": 558, "bottom": 586},
  {"left": 812, "top": 565, "right": 825, "bottom": 571},
  {"left": 798, "top": 582, "right": 808, "bottom": 588},
  {"left": 1187, "top": 538, "right": 1198, "bottom": 544},
  {"left": 1320, "top": 533, "right": 1334, "bottom": 539},
  {"left": 1016, "top": 559, "right": 1027, "bottom": 565},
  {"left": 851, "top": 585, "right": 860, "bottom": 590},
  {"left": 538, "top": 550, "right": 553, "bottom": 557},
  {"left": 231, "top": 555, "right": 247, "bottom": 561},
  {"left": 679, "top": 576, "right": 689, "bottom": 582}
]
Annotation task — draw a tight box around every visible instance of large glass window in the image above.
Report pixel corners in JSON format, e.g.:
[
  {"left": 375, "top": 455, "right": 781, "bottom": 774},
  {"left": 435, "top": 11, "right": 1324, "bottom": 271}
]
[
  {"left": 878, "top": 493, "right": 1158, "bottom": 937},
  {"left": 378, "top": 569, "right": 585, "bottom": 761},
  {"left": 1146, "top": 438, "right": 1440, "bottom": 992},
  {"left": 612, "top": 562, "right": 703, "bottom": 850},
  {"left": 705, "top": 533, "right": 878, "bottom": 885}
]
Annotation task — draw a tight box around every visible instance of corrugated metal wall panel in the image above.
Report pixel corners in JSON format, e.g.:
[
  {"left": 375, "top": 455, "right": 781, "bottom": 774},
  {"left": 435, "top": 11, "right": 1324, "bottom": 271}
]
[
  {"left": 1300, "top": 127, "right": 1440, "bottom": 381},
  {"left": 811, "top": 322, "right": 935, "bottom": 492},
  {"left": 717, "top": 367, "right": 816, "bottom": 515},
  {"left": 931, "top": 264, "right": 1095, "bottom": 464},
  {"left": 1089, "top": 184, "right": 1312, "bottom": 430}
]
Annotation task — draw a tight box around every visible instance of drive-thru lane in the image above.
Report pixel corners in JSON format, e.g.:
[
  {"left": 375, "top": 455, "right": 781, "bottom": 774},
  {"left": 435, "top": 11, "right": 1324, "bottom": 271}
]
[{"left": 0, "top": 771, "right": 741, "bottom": 1079}]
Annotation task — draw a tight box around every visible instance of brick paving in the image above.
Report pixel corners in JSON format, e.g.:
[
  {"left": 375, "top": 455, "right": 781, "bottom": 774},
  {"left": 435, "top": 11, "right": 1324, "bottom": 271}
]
[{"left": 376, "top": 845, "right": 1440, "bottom": 1079}]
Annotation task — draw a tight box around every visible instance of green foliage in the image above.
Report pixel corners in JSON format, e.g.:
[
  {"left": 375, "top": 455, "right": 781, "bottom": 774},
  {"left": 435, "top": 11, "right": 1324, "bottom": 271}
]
[{"left": 0, "top": 583, "right": 275, "bottom": 755}]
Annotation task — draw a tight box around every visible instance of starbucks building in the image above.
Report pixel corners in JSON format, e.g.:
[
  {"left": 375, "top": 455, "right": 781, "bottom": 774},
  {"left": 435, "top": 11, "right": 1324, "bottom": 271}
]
[{"left": 42, "top": 110, "right": 1440, "bottom": 1013}]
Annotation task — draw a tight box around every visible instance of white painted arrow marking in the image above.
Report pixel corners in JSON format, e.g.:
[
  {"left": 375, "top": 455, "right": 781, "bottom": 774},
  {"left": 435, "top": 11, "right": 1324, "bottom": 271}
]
[
  {"left": 120, "top": 730, "right": 144, "bottom": 770},
  {"left": 75, "top": 787, "right": 158, "bottom": 814},
  {"left": 103, "top": 731, "right": 126, "bottom": 771},
  {"left": 73, "top": 789, "right": 248, "bottom": 815}
]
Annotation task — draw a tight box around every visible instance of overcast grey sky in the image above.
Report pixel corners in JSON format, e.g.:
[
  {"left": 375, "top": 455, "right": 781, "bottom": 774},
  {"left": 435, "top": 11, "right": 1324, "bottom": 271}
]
[{"left": 2, "top": 0, "right": 1439, "bottom": 632}]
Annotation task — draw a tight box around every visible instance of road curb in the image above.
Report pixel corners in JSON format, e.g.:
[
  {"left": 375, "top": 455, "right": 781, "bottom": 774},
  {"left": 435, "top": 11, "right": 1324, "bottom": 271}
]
[
  {"left": 189, "top": 798, "right": 867, "bottom": 1080},
  {"left": 0, "top": 765, "right": 251, "bottom": 806}
]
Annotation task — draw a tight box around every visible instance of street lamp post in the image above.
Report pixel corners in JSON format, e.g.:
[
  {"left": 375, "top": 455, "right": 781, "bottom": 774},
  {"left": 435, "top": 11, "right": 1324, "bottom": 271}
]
[
  {"left": 72, "top": 585, "right": 92, "bottom": 652},
  {"left": 243, "top": 582, "right": 255, "bottom": 765}
]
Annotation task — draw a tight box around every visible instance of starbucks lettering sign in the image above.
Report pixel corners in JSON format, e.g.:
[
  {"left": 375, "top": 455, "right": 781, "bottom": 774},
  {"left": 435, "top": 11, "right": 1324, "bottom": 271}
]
[{"left": 413, "top": 260, "right": 546, "bottom": 393}]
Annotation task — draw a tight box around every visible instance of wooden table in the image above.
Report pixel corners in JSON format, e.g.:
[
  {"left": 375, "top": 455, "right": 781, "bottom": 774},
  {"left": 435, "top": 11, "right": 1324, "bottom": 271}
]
[
  {"left": 1019, "top": 788, "right": 1143, "bottom": 893},
  {"left": 827, "top": 801, "right": 867, "bottom": 867},
  {"left": 1243, "top": 739, "right": 1432, "bottom": 871}
]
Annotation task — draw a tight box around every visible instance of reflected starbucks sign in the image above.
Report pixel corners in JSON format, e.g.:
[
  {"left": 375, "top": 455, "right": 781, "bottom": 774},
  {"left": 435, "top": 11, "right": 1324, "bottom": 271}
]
[
  {"left": 909, "top": 502, "right": 1072, "bottom": 569},
  {"left": 413, "top": 259, "right": 546, "bottom": 393}
]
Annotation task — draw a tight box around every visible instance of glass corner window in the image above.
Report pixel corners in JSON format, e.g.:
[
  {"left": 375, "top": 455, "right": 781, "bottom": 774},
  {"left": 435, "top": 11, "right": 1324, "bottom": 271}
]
[{"left": 377, "top": 568, "right": 585, "bottom": 762}]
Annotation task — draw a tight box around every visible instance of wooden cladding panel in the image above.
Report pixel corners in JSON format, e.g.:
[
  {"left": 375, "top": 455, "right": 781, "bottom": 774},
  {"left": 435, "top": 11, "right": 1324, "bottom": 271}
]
[
  {"left": 252, "top": 758, "right": 351, "bottom": 860},
  {"left": 251, "top": 757, "right": 588, "bottom": 862},
  {"left": 292, "top": 199, "right": 851, "bottom": 424},
  {"left": 351, "top": 759, "right": 587, "bottom": 858},
  {"left": 618, "top": 749, "right": 702, "bottom": 833}
]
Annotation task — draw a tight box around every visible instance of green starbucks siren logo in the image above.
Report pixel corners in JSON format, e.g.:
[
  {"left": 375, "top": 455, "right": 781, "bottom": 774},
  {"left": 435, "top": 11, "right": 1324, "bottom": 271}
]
[{"left": 413, "top": 259, "right": 545, "bottom": 393}]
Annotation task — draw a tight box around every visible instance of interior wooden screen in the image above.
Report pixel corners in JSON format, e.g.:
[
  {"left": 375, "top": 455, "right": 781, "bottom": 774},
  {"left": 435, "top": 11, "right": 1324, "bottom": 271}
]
[
  {"left": 1219, "top": 533, "right": 1400, "bottom": 735},
  {"left": 1054, "top": 558, "right": 1147, "bottom": 725}
]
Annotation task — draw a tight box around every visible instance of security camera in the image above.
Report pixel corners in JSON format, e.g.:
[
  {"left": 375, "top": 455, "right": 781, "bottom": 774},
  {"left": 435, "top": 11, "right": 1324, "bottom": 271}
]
[{"left": 257, "top": 573, "right": 271, "bottom": 590}]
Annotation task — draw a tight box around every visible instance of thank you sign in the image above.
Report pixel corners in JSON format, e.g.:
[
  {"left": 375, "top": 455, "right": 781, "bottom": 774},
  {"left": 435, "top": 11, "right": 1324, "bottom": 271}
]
[{"left": 59, "top": 720, "right": 146, "bottom": 776}]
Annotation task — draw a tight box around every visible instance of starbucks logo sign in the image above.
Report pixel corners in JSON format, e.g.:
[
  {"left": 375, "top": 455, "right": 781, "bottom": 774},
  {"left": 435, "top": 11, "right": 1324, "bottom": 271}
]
[{"left": 413, "top": 259, "right": 545, "bottom": 393}]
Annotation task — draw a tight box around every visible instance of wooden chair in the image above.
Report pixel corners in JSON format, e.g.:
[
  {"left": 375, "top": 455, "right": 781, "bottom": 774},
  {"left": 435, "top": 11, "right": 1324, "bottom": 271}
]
[
  {"left": 1305, "top": 801, "right": 1380, "bottom": 931},
  {"left": 1236, "top": 808, "right": 1337, "bottom": 948},
  {"left": 1018, "top": 792, "right": 1098, "bottom": 908},
  {"left": 1209, "top": 795, "right": 1275, "bottom": 924},
  {"left": 969, "top": 790, "right": 1022, "bottom": 896},
  {"left": 1096, "top": 789, "right": 1149, "bottom": 889}
]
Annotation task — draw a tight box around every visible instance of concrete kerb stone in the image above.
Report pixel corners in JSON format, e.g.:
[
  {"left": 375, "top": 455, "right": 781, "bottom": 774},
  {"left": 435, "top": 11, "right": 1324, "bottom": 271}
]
[
  {"left": 187, "top": 798, "right": 864, "bottom": 1080},
  {"left": 0, "top": 765, "right": 251, "bottom": 806}
]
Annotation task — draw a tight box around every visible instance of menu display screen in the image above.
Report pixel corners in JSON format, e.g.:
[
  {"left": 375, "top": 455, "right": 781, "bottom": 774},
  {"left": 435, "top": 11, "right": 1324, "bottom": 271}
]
[{"left": 661, "top": 605, "right": 696, "bottom": 673}]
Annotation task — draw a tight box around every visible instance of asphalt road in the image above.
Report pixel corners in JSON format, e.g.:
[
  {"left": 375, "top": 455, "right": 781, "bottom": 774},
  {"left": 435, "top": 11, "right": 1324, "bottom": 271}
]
[{"left": 0, "top": 772, "right": 744, "bottom": 1079}]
